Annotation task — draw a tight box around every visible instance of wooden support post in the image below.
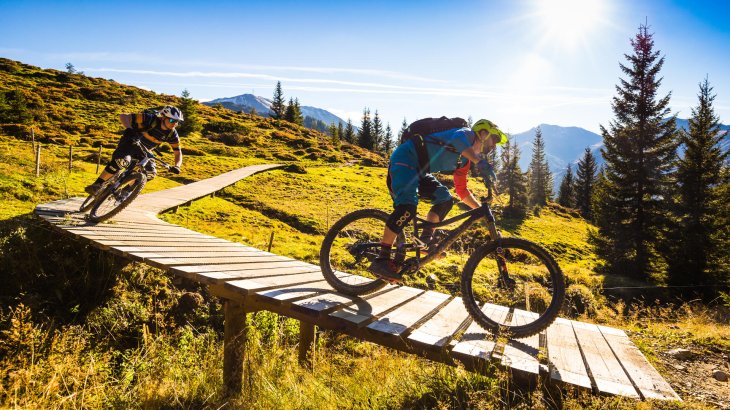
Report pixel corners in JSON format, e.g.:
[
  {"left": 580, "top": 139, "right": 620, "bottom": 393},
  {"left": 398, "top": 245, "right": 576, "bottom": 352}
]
[
  {"left": 35, "top": 144, "right": 41, "bottom": 177},
  {"left": 68, "top": 145, "right": 73, "bottom": 172},
  {"left": 96, "top": 145, "right": 102, "bottom": 174},
  {"left": 298, "top": 321, "right": 316, "bottom": 367},
  {"left": 223, "top": 299, "right": 247, "bottom": 397}
]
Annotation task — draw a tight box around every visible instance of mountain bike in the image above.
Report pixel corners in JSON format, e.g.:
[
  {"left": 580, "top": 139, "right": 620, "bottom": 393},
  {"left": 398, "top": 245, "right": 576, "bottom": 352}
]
[
  {"left": 79, "top": 139, "right": 174, "bottom": 223},
  {"left": 319, "top": 182, "right": 565, "bottom": 338}
]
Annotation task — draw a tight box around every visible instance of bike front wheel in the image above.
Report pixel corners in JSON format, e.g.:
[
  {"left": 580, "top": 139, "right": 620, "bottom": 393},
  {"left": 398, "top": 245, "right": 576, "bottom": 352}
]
[
  {"left": 89, "top": 173, "right": 147, "bottom": 223},
  {"left": 461, "top": 237, "right": 565, "bottom": 339},
  {"left": 79, "top": 194, "right": 96, "bottom": 212},
  {"left": 319, "top": 208, "right": 409, "bottom": 296}
]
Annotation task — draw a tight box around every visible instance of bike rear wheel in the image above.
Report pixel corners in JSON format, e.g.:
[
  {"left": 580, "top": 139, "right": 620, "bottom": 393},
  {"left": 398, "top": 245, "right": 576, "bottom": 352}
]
[
  {"left": 320, "top": 208, "right": 408, "bottom": 296},
  {"left": 89, "top": 173, "right": 147, "bottom": 223},
  {"left": 461, "top": 237, "right": 565, "bottom": 339}
]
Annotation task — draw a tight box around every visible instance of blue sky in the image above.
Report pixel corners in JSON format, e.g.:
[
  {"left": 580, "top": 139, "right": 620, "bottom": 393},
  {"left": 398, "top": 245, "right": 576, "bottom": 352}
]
[{"left": 1, "top": 0, "right": 729, "bottom": 134}]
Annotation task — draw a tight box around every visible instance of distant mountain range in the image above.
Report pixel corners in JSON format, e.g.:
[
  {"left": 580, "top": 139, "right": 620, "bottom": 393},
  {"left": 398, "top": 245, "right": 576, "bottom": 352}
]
[
  {"left": 204, "top": 94, "right": 349, "bottom": 132},
  {"left": 511, "top": 119, "right": 728, "bottom": 188},
  {"left": 206, "top": 92, "right": 728, "bottom": 186}
]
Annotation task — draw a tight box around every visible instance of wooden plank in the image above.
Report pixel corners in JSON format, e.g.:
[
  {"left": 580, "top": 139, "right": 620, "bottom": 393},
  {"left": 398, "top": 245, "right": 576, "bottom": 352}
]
[
  {"left": 291, "top": 286, "right": 396, "bottom": 317},
  {"left": 501, "top": 309, "right": 541, "bottom": 377},
  {"left": 131, "top": 250, "right": 266, "bottom": 259},
  {"left": 114, "top": 245, "right": 254, "bottom": 253},
  {"left": 222, "top": 270, "right": 328, "bottom": 295},
  {"left": 256, "top": 281, "right": 333, "bottom": 305},
  {"left": 330, "top": 286, "right": 422, "bottom": 327},
  {"left": 367, "top": 290, "right": 450, "bottom": 337},
  {"left": 175, "top": 266, "right": 322, "bottom": 285},
  {"left": 146, "top": 255, "right": 285, "bottom": 266},
  {"left": 188, "top": 266, "right": 322, "bottom": 285},
  {"left": 572, "top": 321, "right": 639, "bottom": 398},
  {"left": 97, "top": 240, "right": 241, "bottom": 247},
  {"left": 598, "top": 325, "right": 680, "bottom": 401},
  {"left": 546, "top": 317, "right": 592, "bottom": 390},
  {"left": 451, "top": 303, "right": 509, "bottom": 362},
  {"left": 170, "top": 260, "right": 312, "bottom": 274},
  {"left": 408, "top": 297, "right": 471, "bottom": 349}
]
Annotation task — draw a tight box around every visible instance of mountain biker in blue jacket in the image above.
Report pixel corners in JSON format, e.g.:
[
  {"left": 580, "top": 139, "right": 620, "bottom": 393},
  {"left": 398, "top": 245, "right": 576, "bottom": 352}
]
[
  {"left": 84, "top": 105, "right": 184, "bottom": 194},
  {"left": 369, "top": 119, "right": 508, "bottom": 282}
]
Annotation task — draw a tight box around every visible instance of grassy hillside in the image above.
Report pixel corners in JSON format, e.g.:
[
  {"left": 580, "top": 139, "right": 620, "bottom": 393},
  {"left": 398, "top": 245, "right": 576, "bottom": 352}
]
[{"left": 0, "top": 59, "right": 728, "bottom": 409}]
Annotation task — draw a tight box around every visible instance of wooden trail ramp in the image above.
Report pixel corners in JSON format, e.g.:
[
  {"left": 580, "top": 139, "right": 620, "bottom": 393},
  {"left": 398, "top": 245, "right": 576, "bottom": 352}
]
[{"left": 34, "top": 164, "right": 680, "bottom": 401}]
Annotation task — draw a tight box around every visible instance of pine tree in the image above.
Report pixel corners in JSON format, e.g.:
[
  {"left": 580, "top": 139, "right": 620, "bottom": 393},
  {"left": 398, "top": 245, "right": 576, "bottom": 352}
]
[
  {"left": 372, "top": 110, "right": 384, "bottom": 153},
  {"left": 668, "top": 78, "right": 729, "bottom": 288},
  {"left": 178, "top": 89, "right": 202, "bottom": 137},
  {"left": 497, "top": 137, "right": 528, "bottom": 217},
  {"left": 328, "top": 122, "right": 339, "bottom": 145},
  {"left": 270, "top": 81, "right": 285, "bottom": 120},
  {"left": 357, "top": 108, "right": 375, "bottom": 150},
  {"left": 343, "top": 119, "right": 356, "bottom": 144},
  {"left": 527, "top": 127, "right": 553, "bottom": 206},
  {"left": 284, "top": 97, "right": 296, "bottom": 123},
  {"left": 382, "top": 123, "right": 394, "bottom": 155},
  {"left": 398, "top": 118, "right": 408, "bottom": 143},
  {"left": 595, "top": 24, "right": 678, "bottom": 280},
  {"left": 337, "top": 122, "right": 344, "bottom": 143},
  {"left": 575, "top": 147, "right": 598, "bottom": 219},
  {"left": 292, "top": 98, "right": 303, "bottom": 125},
  {"left": 557, "top": 164, "right": 576, "bottom": 208}
]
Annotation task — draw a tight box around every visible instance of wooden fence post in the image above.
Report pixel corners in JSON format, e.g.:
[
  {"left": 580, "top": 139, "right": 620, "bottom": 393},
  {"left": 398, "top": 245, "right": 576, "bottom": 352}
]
[
  {"left": 267, "top": 231, "right": 275, "bottom": 252},
  {"left": 31, "top": 127, "right": 35, "bottom": 152},
  {"left": 35, "top": 144, "right": 41, "bottom": 177},
  {"left": 96, "top": 145, "right": 102, "bottom": 174},
  {"left": 223, "top": 299, "right": 247, "bottom": 397},
  {"left": 68, "top": 145, "right": 73, "bottom": 172}
]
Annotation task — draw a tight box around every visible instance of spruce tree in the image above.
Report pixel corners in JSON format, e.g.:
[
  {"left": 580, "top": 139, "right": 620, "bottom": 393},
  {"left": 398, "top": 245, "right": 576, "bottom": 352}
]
[
  {"left": 595, "top": 24, "right": 678, "bottom": 280},
  {"left": 497, "top": 137, "right": 528, "bottom": 218},
  {"left": 270, "top": 81, "right": 285, "bottom": 120},
  {"left": 372, "top": 110, "right": 384, "bottom": 153},
  {"left": 178, "top": 89, "right": 202, "bottom": 137},
  {"left": 557, "top": 164, "right": 576, "bottom": 208},
  {"left": 575, "top": 147, "right": 598, "bottom": 219},
  {"left": 382, "top": 123, "right": 394, "bottom": 155},
  {"left": 292, "top": 98, "right": 304, "bottom": 125},
  {"left": 668, "top": 78, "right": 729, "bottom": 288},
  {"left": 337, "top": 122, "right": 344, "bottom": 143},
  {"left": 528, "top": 127, "right": 553, "bottom": 206},
  {"left": 343, "top": 119, "right": 356, "bottom": 144},
  {"left": 328, "top": 122, "right": 339, "bottom": 145},
  {"left": 357, "top": 108, "right": 375, "bottom": 150},
  {"left": 398, "top": 118, "right": 408, "bottom": 143}
]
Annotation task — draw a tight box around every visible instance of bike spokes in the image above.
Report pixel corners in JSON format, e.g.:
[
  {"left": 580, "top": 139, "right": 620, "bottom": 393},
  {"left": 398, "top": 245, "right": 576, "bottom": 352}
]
[{"left": 467, "top": 241, "right": 558, "bottom": 330}]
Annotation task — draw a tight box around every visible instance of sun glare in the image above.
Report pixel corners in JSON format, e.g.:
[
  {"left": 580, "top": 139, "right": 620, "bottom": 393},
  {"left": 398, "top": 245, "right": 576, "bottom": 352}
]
[{"left": 535, "top": 0, "right": 606, "bottom": 50}]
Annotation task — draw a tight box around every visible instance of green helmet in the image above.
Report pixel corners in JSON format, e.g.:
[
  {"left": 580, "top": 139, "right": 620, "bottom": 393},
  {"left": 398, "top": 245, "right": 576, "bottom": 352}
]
[{"left": 472, "top": 119, "right": 507, "bottom": 145}]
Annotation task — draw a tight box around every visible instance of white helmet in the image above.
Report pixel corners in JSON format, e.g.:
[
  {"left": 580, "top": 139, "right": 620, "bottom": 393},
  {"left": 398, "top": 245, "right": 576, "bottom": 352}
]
[{"left": 158, "top": 105, "right": 184, "bottom": 122}]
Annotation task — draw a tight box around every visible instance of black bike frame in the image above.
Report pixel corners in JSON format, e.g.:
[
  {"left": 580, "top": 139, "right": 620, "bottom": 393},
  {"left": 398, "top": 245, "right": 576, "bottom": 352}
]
[{"left": 401, "top": 190, "right": 501, "bottom": 272}]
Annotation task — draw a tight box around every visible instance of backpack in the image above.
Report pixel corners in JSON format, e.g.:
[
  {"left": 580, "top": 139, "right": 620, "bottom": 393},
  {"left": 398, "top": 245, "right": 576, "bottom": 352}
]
[
  {"left": 399, "top": 116, "right": 469, "bottom": 174},
  {"left": 399, "top": 116, "right": 468, "bottom": 145}
]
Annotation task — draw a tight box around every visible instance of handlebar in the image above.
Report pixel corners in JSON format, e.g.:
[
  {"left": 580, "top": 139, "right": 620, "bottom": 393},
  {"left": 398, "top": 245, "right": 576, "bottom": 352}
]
[{"left": 132, "top": 139, "right": 173, "bottom": 169}]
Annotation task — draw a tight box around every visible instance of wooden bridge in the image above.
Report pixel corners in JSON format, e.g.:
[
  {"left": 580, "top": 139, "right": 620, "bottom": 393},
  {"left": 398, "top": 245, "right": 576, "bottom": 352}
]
[{"left": 33, "top": 164, "right": 680, "bottom": 401}]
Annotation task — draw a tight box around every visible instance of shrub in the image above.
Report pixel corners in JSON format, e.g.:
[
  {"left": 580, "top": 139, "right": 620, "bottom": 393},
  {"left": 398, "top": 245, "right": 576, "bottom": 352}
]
[
  {"left": 564, "top": 284, "right": 598, "bottom": 317},
  {"left": 180, "top": 146, "right": 205, "bottom": 156},
  {"left": 216, "top": 132, "right": 257, "bottom": 147},
  {"left": 203, "top": 120, "right": 250, "bottom": 135}
]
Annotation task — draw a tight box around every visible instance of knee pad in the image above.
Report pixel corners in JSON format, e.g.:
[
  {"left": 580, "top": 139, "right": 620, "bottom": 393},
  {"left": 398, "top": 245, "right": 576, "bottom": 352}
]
[
  {"left": 386, "top": 204, "right": 417, "bottom": 234},
  {"left": 430, "top": 199, "right": 454, "bottom": 221}
]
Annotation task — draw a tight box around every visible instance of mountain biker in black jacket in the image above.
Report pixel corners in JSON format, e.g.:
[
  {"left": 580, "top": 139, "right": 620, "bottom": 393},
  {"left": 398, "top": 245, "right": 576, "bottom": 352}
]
[{"left": 84, "top": 105, "right": 184, "bottom": 194}]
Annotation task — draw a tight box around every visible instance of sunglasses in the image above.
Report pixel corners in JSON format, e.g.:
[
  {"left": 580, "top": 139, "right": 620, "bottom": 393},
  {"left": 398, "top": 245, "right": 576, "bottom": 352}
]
[{"left": 168, "top": 118, "right": 179, "bottom": 124}]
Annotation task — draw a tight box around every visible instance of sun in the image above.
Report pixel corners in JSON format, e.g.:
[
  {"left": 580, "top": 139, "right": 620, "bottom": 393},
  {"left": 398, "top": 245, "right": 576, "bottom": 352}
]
[{"left": 534, "top": 0, "right": 608, "bottom": 50}]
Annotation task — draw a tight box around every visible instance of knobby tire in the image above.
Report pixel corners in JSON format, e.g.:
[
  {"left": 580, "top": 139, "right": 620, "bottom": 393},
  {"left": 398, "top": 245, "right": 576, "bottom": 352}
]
[
  {"left": 89, "top": 172, "right": 147, "bottom": 223},
  {"left": 461, "top": 237, "right": 565, "bottom": 339}
]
